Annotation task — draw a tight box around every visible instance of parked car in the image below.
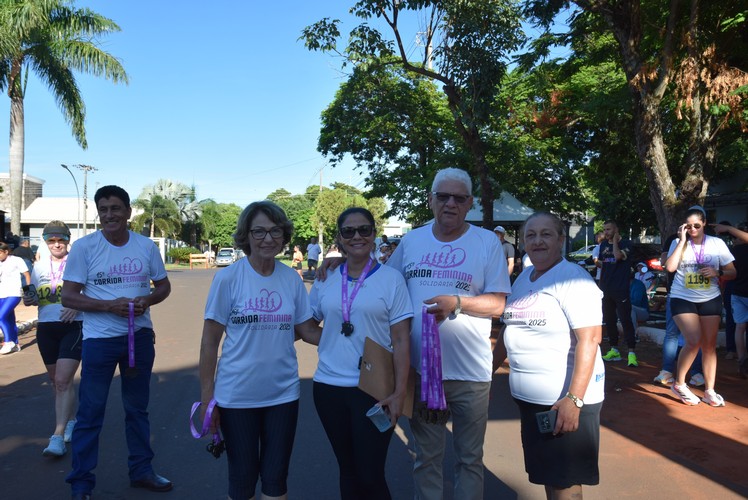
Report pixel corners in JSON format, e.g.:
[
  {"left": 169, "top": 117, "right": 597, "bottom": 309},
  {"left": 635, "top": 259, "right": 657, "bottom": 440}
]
[
  {"left": 567, "top": 244, "right": 598, "bottom": 276},
  {"left": 215, "top": 248, "right": 236, "bottom": 267},
  {"left": 630, "top": 243, "right": 664, "bottom": 271}
]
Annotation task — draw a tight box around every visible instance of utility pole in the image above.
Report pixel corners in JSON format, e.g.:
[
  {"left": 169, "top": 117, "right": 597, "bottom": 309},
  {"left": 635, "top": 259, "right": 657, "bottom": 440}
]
[{"left": 74, "top": 164, "right": 98, "bottom": 235}]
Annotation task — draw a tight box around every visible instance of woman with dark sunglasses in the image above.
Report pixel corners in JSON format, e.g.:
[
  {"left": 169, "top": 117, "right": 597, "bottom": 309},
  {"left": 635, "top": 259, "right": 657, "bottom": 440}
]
[
  {"left": 666, "top": 206, "right": 736, "bottom": 406},
  {"left": 309, "top": 207, "right": 412, "bottom": 500}
]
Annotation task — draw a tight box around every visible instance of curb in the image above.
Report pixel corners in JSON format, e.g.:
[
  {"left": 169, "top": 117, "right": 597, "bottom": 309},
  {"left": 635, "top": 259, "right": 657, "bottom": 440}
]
[{"left": 17, "top": 318, "right": 38, "bottom": 335}]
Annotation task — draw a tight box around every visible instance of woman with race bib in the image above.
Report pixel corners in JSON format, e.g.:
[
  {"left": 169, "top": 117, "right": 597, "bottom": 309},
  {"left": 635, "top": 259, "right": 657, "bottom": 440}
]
[{"left": 666, "top": 206, "right": 736, "bottom": 406}]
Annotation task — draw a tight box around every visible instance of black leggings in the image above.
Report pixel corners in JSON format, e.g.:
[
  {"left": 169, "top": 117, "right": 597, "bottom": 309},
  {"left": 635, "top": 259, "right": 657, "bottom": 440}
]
[
  {"left": 313, "top": 382, "right": 393, "bottom": 500},
  {"left": 219, "top": 400, "right": 299, "bottom": 499}
]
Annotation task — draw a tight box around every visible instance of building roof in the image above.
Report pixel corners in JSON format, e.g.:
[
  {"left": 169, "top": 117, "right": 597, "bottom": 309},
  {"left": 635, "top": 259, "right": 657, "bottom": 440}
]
[
  {"left": 465, "top": 191, "right": 535, "bottom": 225},
  {"left": 20, "top": 197, "right": 98, "bottom": 225}
]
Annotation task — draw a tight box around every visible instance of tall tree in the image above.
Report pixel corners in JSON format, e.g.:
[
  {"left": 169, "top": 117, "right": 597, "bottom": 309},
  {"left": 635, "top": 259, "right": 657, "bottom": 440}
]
[
  {"left": 302, "top": 0, "right": 526, "bottom": 227},
  {"left": 317, "top": 58, "right": 460, "bottom": 224},
  {"left": 0, "top": 0, "right": 128, "bottom": 234},
  {"left": 131, "top": 194, "right": 181, "bottom": 238},
  {"left": 525, "top": 0, "right": 748, "bottom": 235}
]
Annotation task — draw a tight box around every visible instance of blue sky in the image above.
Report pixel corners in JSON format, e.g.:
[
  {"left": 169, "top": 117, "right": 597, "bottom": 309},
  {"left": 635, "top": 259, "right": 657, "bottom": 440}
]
[{"left": 0, "top": 1, "right": 385, "bottom": 205}]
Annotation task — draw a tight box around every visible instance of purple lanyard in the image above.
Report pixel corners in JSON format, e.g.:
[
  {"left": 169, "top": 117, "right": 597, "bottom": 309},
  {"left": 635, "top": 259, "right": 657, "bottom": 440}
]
[
  {"left": 49, "top": 257, "right": 66, "bottom": 295},
  {"left": 421, "top": 306, "right": 447, "bottom": 410},
  {"left": 189, "top": 398, "right": 222, "bottom": 445},
  {"left": 341, "top": 259, "right": 374, "bottom": 325},
  {"left": 128, "top": 302, "right": 135, "bottom": 369},
  {"left": 689, "top": 237, "right": 706, "bottom": 265}
]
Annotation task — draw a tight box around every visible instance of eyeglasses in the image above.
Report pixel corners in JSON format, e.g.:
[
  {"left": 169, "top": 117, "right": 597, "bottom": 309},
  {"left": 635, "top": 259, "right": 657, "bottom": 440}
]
[
  {"left": 686, "top": 223, "right": 703, "bottom": 230},
  {"left": 339, "top": 225, "right": 374, "bottom": 239},
  {"left": 250, "top": 227, "right": 284, "bottom": 240},
  {"left": 432, "top": 192, "right": 471, "bottom": 205}
]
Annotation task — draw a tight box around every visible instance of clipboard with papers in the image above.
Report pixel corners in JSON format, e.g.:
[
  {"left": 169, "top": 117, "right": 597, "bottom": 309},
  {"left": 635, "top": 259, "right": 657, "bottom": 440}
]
[{"left": 358, "top": 336, "right": 415, "bottom": 418}]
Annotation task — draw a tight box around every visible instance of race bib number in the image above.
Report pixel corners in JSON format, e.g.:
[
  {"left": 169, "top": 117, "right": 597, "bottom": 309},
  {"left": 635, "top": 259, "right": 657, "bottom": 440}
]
[{"left": 685, "top": 272, "right": 710, "bottom": 290}]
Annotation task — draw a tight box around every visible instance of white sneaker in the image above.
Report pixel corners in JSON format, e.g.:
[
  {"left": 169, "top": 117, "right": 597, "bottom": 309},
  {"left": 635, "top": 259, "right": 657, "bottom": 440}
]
[
  {"left": 42, "top": 435, "right": 66, "bottom": 457},
  {"left": 701, "top": 389, "right": 726, "bottom": 407},
  {"left": 671, "top": 383, "right": 700, "bottom": 406},
  {"left": 653, "top": 370, "right": 674, "bottom": 386},
  {"left": 689, "top": 373, "right": 705, "bottom": 387},
  {"left": 0, "top": 342, "right": 19, "bottom": 354},
  {"left": 64, "top": 419, "right": 76, "bottom": 443}
]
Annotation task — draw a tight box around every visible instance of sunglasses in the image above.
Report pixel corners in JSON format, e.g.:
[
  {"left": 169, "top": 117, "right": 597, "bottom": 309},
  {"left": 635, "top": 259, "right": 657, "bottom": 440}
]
[
  {"left": 432, "top": 192, "right": 471, "bottom": 205},
  {"left": 339, "top": 225, "right": 374, "bottom": 239},
  {"left": 250, "top": 227, "right": 284, "bottom": 240},
  {"left": 685, "top": 223, "right": 703, "bottom": 230}
]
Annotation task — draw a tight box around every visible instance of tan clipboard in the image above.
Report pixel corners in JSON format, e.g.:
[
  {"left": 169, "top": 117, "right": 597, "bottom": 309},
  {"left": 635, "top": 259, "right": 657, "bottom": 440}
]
[{"left": 358, "top": 336, "right": 415, "bottom": 418}]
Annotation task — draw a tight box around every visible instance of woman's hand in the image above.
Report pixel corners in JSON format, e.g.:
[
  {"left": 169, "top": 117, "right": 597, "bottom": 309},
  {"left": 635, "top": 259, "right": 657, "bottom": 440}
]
[
  {"left": 678, "top": 223, "right": 689, "bottom": 241},
  {"left": 698, "top": 266, "right": 719, "bottom": 279},
  {"left": 551, "top": 396, "right": 581, "bottom": 435},
  {"left": 379, "top": 391, "right": 406, "bottom": 426},
  {"left": 200, "top": 402, "right": 220, "bottom": 435}
]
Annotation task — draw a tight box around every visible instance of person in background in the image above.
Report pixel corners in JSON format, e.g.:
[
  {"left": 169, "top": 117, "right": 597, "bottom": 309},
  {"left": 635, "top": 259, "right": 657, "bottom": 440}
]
[
  {"left": 378, "top": 243, "right": 391, "bottom": 264},
  {"left": 653, "top": 225, "right": 704, "bottom": 387},
  {"left": 23, "top": 221, "right": 83, "bottom": 457},
  {"left": 309, "top": 207, "right": 412, "bottom": 500},
  {"left": 666, "top": 206, "right": 736, "bottom": 406},
  {"left": 502, "top": 212, "right": 605, "bottom": 500},
  {"left": 634, "top": 262, "right": 656, "bottom": 297},
  {"left": 493, "top": 226, "right": 515, "bottom": 277},
  {"left": 714, "top": 221, "right": 748, "bottom": 378},
  {"left": 199, "top": 201, "right": 321, "bottom": 500},
  {"left": 0, "top": 242, "right": 31, "bottom": 354},
  {"left": 63, "top": 185, "right": 173, "bottom": 498},
  {"left": 292, "top": 244, "right": 304, "bottom": 279},
  {"left": 13, "top": 239, "right": 36, "bottom": 283},
  {"left": 307, "top": 237, "right": 322, "bottom": 278},
  {"left": 326, "top": 243, "right": 343, "bottom": 259},
  {"left": 630, "top": 275, "right": 650, "bottom": 327},
  {"left": 591, "top": 231, "right": 604, "bottom": 283},
  {"left": 599, "top": 220, "right": 639, "bottom": 367}
]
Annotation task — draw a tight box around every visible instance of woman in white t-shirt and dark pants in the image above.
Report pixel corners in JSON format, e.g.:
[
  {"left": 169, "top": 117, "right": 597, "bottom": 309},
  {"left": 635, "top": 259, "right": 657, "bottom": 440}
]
[
  {"left": 199, "top": 201, "right": 321, "bottom": 500},
  {"left": 309, "top": 208, "right": 412, "bottom": 500},
  {"left": 502, "top": 212, "right": 605, "bottom": 499},
  {"left": 666, "top": 206, "right": 736, "bottom": 407}
]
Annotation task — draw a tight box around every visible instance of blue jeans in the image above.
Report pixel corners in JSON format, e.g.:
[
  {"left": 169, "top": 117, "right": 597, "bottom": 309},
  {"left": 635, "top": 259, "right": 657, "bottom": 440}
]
[
  {"left": 66, "top": 329, "right": 156, "bottom": 494},
  {"left": 663, "top": 297, "right": 702, "bottom": 375}
]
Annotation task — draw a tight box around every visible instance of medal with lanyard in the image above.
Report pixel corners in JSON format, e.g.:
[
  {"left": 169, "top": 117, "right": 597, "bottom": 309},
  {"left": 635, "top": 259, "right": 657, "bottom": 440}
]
[
  {"left": 48, "top": 257, "right": 66, "bottom": 303},
  {"left": 340, "top": 259, "right": 374, "bottom": 336},
  {"left": 686, "top": 238, "right": 710, "bottom": 290}
]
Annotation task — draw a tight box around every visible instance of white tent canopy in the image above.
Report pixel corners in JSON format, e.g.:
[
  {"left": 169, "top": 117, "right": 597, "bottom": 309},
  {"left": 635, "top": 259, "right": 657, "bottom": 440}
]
[{"left": 465, "top": 191, "right": 534, "bottom": 226}]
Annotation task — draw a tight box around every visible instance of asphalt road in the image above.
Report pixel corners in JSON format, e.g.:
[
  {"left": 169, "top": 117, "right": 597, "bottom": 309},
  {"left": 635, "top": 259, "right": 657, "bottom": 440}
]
[{"left": 1, "top": 268, "right": 746, "bottom": 499}]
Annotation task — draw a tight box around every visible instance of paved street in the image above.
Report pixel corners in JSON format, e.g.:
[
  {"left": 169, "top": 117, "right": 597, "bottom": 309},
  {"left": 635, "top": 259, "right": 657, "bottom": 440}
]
[{"left": 1, "top": 268, "right": 747, "bottom": 499}]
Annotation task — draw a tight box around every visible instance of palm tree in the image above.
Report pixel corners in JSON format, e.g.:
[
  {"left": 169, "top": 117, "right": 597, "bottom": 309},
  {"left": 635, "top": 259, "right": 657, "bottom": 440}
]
[
  {"left": 0, "top": 0, "right": 128, "bottom": 234},
  {"left": 141, "top": 179, "right": 203, "bottom": 245},
  {"left": 131, "top": 194, "right": 181, "bottom": 239}
]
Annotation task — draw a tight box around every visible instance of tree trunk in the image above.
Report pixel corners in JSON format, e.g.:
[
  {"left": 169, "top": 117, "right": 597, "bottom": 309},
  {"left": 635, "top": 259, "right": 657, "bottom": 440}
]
[{"left": 9, "top": 94, "right": 24, "bottom": 236}]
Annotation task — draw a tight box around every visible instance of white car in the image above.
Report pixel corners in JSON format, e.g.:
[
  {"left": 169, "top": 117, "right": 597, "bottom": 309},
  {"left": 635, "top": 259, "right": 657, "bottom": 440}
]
[{"left": 215, "top": 248, "right": 236, "bottom": 267}]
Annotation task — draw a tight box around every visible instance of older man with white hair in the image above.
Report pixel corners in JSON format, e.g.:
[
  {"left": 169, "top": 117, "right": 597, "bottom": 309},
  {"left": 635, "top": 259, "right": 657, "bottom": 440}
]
[{"left": 386, "top": 167, "right": 511, "bottom": 500}]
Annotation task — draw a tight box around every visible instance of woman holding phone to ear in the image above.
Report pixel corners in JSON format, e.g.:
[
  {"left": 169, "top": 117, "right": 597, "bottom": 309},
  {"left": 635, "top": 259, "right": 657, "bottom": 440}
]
[{"left": 666, "top": 206, "right": 736, "bottom": 406}]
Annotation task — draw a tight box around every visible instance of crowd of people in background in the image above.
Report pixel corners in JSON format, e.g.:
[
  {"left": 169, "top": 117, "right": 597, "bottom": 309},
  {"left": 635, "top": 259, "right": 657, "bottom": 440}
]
[{"left": 0, "top": 169, "right": 746, "bottom": 500}]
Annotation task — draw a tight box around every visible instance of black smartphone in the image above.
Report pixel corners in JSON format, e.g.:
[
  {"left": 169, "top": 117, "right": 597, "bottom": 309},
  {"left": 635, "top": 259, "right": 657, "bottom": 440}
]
[{"left": 536, "top": 409, "right": 557, "bottom": 434}]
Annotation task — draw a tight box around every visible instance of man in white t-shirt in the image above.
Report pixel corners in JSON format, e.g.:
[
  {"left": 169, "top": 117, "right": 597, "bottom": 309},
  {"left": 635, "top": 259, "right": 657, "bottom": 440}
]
[
  {"left": 386, "top": 168, "right": 511, "bottom": 500},
  {"left": 306, "top": 237, "right": 322, "bottom": 277},
  {"left": 62, "top": 186, "right": 173, "bottom": 498}
]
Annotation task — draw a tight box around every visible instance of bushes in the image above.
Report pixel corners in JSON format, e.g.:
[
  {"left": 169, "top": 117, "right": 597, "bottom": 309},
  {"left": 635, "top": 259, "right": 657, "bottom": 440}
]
[{"left": 168, "top": 246, "right": 201, "bottom": 264}]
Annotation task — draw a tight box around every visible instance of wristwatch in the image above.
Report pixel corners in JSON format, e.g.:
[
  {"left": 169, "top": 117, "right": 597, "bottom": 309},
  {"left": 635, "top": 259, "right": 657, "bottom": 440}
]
[
  {"left": 453, "top": 295, "right": 462, "bottom": 315},
  {"left": 566, "top": 392, "right": 584, "bottom": 408}
]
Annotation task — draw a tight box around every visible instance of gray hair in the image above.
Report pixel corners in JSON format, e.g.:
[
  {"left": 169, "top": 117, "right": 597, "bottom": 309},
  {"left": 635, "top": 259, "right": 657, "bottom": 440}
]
[{"left": 431, "top": 168, "right": 472, "bottom": 194}]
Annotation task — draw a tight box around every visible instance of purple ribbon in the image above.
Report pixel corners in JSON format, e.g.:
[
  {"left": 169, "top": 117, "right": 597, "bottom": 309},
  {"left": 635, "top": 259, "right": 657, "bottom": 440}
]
[
  {"left": 421, "top": 306, "right": 447, "bottom": 410},
  {"left": 128, "top": 302, "right": 135, "bottom": 369},
  {"left": 341, "top": 259, "right": 374, "bottom": 324},
  {"left": 189, "top": 398, "right": 222, "bottom": 446}
]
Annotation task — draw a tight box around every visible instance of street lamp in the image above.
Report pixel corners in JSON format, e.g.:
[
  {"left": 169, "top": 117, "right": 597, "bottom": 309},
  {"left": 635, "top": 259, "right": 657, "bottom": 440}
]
[{"left": 61, "top": 164, "right": 81, "bottom": 240}]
